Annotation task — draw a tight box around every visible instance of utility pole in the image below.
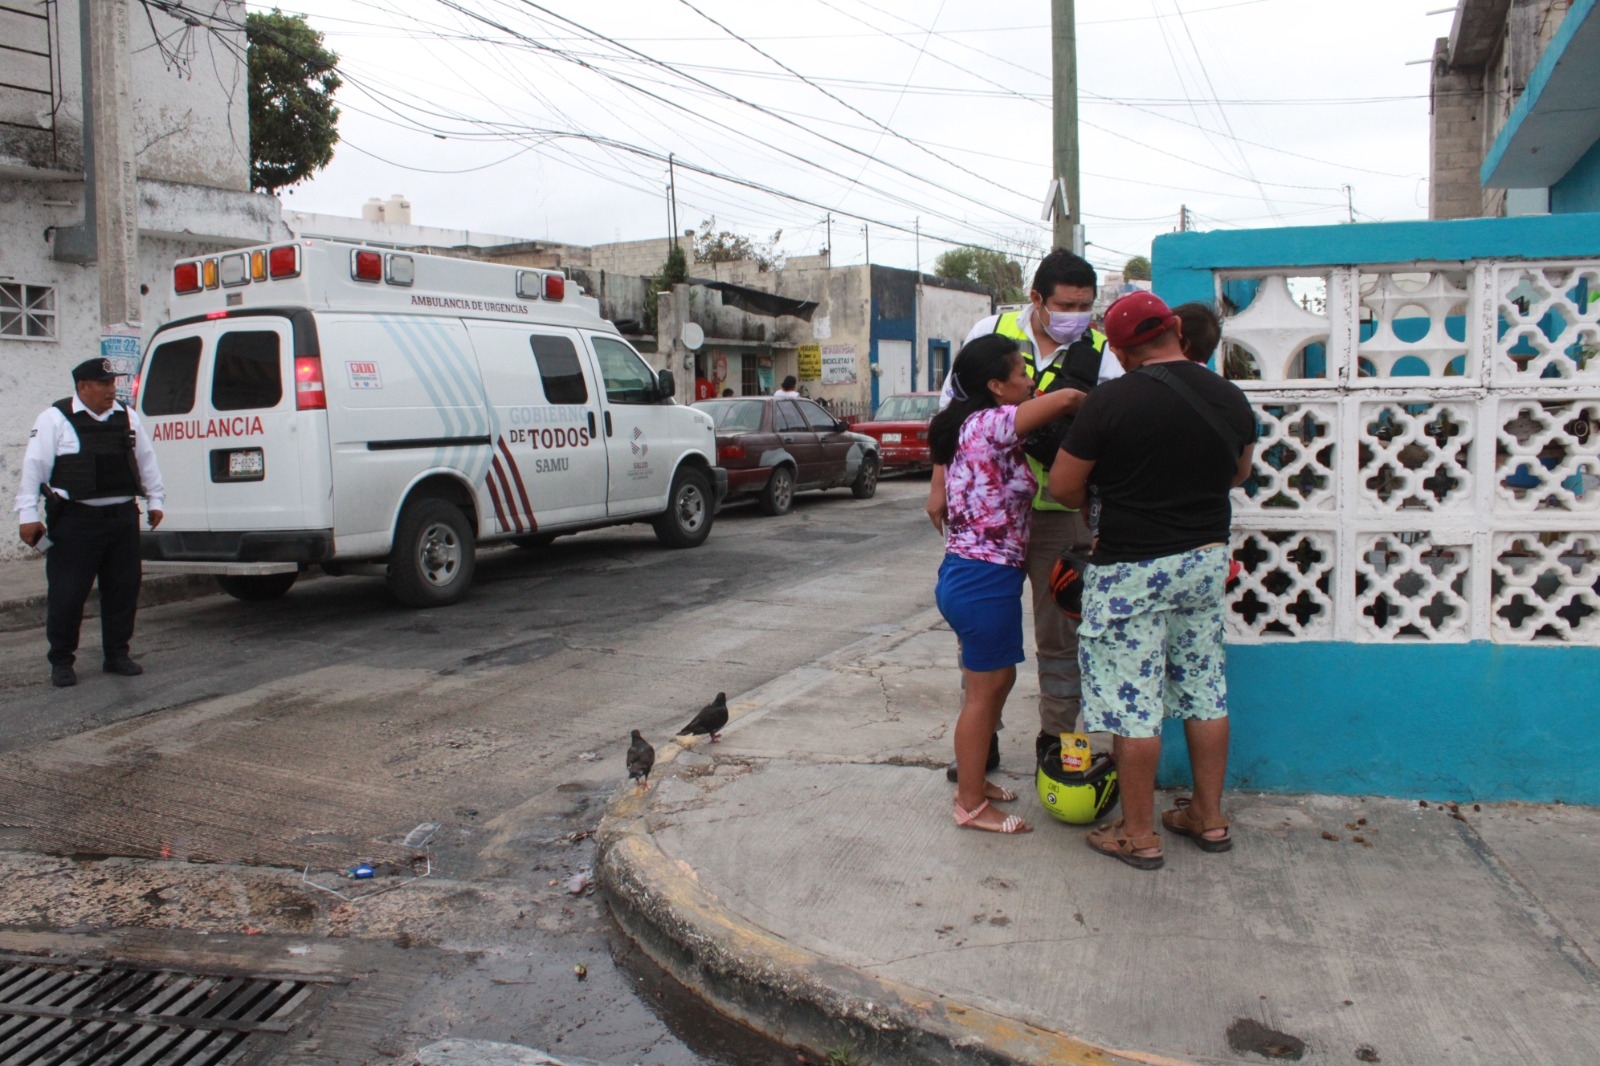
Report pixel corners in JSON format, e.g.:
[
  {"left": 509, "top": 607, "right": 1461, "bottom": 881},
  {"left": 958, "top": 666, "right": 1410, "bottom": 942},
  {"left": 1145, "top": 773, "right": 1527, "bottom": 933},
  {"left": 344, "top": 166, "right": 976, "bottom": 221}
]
[
  {"left": 825, "top": 213, "right": 832, "bottom": 269},
  {"left": 1179, "top": 204, "right": 1189, "bottom": 232},
  {"left": 1051, "top": 0, "right": 1081, "bottom": 255},
  {"left": 1342, "top": 184, "right": 1354, "bottom": 223},
  {"left": 668, "top": 153, "right": 680, "bottom": 250},
  {"left": 914, "top": 217, "right": 920, "bottom": 274},
  {"left": 862, "top": 223, "right": 870, "bottom": 266},
  {"left": 89, "top": 0, "right": 141, "bottom": 384}
]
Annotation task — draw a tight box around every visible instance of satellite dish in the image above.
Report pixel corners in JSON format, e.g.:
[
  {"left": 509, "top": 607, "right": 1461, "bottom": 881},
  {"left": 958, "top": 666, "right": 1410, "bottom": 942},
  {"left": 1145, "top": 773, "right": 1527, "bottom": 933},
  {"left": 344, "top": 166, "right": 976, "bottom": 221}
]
[{"left": 681, "top": 322, "right": 705, "bottom": 350}]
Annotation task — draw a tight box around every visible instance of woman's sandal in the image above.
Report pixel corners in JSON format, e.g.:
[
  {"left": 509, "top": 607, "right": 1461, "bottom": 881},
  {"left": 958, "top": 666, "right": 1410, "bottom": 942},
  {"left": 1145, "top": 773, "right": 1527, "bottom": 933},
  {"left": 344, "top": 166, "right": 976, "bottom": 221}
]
[
  {"left": 1161, "top": 796, "right": 1232, "bottom": 853},
  {"left": 983, "top": 781, "right": 1017, "bottom": 803},
  {"left": 954, "top": 799, "right": 1031, "bottom": 834},
  {"left": 1085, "top": 819, "right": 1164, "bottom": 869}
]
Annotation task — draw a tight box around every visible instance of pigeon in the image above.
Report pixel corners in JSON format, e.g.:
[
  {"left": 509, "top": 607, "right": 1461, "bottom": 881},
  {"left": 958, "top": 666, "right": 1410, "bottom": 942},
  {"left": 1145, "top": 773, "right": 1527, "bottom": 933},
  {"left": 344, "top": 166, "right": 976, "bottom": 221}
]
[
  {"left": 626, "top": 730, "right": 655, "bottom": 789},
  {"left": 677, "top": 692, "right": 729, "bottom": 743}
]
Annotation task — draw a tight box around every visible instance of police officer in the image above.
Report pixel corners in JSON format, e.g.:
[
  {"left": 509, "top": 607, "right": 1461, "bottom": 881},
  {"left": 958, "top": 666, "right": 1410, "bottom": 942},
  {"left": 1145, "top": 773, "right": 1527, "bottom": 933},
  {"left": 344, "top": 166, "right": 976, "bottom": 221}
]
[{"left": 14, "top": 358, "right": 166, "bottom": 687}]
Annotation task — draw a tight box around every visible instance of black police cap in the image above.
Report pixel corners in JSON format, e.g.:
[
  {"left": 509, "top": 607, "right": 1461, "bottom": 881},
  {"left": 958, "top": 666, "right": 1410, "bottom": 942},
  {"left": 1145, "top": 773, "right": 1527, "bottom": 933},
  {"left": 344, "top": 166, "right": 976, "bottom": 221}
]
[{"left": 71, "top": 358, "right": 119, "bottom": 383}]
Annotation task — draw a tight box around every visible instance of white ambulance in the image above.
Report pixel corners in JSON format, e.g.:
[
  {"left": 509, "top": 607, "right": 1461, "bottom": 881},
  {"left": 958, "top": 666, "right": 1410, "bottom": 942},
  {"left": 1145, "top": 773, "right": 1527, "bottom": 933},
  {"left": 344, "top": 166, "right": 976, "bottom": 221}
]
[{"left": 134, "top": 240, "right": 724, "bottom": 607}]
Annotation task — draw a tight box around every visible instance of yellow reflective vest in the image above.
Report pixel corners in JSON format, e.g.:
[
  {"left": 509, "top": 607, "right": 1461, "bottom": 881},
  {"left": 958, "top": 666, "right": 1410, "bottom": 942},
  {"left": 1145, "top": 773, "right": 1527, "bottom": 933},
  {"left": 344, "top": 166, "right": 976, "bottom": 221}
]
[{"left": 990, "top": 311, "right": 1108, "bottom": 512}]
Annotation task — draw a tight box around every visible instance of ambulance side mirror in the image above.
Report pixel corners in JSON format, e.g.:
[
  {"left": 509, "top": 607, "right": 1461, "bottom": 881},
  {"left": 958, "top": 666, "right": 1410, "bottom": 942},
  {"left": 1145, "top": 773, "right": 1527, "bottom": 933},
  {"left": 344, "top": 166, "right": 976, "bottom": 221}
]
[{"left": 656, "top": 368, "right": 676, "bottom": 400}]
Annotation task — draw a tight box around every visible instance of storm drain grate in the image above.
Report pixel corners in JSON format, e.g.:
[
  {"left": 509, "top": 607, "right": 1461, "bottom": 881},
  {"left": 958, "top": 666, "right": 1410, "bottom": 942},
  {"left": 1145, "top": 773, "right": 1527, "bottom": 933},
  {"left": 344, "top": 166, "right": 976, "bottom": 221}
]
[{"left": 0, "top": 954, "right": 339, "bottom": 1065}]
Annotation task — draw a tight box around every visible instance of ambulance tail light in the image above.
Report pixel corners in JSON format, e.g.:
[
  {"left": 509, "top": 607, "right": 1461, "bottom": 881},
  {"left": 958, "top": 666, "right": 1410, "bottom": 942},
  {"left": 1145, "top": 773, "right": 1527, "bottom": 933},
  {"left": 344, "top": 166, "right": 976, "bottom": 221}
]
[
  {"left": 268, "top": 244, "right": 300, "bottom": 279},
  {"left": 173, "top": 262, "right": 201, "bottom": 294},
  {"left": 295, "top": 356, "right": 327, "bottom": 410},
  {"left": 352, "top": 249, "right": 382, "bottom": 282},
  {"left": 544, "top": 273, "right": 565, "bottom": 301}
]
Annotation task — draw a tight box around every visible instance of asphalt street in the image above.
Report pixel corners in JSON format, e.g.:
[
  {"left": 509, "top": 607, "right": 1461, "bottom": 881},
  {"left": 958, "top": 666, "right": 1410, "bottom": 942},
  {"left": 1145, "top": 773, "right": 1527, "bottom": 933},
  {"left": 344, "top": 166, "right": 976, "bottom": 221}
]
[{"left": 0, "top": 475, "right": 944, "bottom": 1065}]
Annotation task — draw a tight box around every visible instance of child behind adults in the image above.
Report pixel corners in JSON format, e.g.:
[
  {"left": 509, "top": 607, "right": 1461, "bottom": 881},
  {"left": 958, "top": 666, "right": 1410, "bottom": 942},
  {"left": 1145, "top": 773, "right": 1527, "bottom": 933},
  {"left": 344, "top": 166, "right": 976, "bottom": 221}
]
[
  {"left": 1173, "top": 302, "right": 1221, "bottom": 365},
  {"left": 930, "top": 334, "right": 1086, "bottom": 834}
]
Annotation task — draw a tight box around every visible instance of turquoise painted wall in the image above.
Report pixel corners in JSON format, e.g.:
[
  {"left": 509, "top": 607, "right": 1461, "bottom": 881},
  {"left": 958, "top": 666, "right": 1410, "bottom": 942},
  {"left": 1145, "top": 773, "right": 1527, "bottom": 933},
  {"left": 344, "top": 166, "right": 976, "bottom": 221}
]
[
  {"left": 1553, "top": 139, "right": 1600, "bottom": 214},
  {"left": 1157, "top": 643, "right": 1600, "bottom": 804},
  {"left": 1149, "top": 215, "right": 1600, "bottom": 805}
]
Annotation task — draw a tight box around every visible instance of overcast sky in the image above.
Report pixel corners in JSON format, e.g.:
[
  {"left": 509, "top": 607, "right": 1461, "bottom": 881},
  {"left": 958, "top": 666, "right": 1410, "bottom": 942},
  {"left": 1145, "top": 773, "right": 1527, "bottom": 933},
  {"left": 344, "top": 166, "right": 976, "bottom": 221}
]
[{"left": 268, "top": 0, "right": 1453, "bottom": 280}]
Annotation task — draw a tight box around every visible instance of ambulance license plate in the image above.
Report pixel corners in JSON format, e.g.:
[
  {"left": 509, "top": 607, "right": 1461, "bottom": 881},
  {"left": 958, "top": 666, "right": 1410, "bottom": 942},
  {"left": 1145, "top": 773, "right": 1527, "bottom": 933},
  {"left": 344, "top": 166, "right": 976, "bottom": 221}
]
[{"left": 229, "top": 450, "right": 264, "bottom": 478}]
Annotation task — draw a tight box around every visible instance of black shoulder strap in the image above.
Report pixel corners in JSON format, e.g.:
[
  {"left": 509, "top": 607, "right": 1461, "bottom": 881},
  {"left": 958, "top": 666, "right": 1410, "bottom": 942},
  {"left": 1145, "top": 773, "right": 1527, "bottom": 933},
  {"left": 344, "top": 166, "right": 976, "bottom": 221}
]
[
  {"left": 53, "top": 398, "right": 74, "bottom": 418},
  {"left": 1137, "top": 363, "right": 1243, "bottom": 461}
]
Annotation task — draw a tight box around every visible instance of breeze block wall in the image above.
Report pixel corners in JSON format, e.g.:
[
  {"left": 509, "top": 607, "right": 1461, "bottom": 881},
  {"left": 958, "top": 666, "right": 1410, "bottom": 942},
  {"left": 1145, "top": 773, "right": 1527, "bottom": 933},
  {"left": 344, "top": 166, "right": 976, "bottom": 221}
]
[{"left": 1153, "top": 213, "right": 1600, "bottom": 804}]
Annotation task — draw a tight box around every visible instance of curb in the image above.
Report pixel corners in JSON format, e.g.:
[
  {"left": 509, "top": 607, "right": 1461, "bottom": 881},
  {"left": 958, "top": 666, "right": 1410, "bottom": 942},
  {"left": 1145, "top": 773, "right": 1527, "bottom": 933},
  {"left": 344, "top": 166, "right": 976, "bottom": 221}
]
[
  {"left": 597, "top": 776, "right": 1182, "bottom": 1066},
  {"left": 0, "top": 574, "right": 222, "bottom": 634}
]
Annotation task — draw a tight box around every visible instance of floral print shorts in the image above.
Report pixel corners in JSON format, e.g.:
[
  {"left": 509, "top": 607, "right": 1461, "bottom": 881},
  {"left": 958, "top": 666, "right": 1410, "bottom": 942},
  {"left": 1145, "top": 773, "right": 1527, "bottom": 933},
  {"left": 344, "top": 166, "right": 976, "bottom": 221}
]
[{"left": 1077, "top": 546, "right": 1229, "bottom": 739}]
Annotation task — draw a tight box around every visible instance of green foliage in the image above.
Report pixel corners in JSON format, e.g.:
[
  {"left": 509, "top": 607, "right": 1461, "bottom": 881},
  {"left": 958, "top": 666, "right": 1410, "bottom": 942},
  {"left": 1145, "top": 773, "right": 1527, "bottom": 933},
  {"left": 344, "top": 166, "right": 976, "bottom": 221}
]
[
  {"left": 933, "top": 246, "right": 1024, "bottom": 302},
  {"left": 1123, "top": 255, "right": 1152, "bottom": 281},
  {"left": 645, "top": 241, "right": 691, "bottom": 334},
  {"left": 823, "top": 1046, "right": 868, "bottom": 1066},
  {"left": 247, "top": 9, "right": 342, "bottom": 194},
  {"left": 694, "top": 217, "right": 783, "bottom": 271}
]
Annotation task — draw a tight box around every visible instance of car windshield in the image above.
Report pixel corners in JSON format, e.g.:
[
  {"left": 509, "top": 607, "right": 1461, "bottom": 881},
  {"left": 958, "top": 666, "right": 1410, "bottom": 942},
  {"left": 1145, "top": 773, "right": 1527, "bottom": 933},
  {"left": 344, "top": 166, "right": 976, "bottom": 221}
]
[
  {"left": 873, "top": 395, "right": 939, "bottom": 421},
  {"left": 694, "top": 399, "right": 765, "bottom": 431}
]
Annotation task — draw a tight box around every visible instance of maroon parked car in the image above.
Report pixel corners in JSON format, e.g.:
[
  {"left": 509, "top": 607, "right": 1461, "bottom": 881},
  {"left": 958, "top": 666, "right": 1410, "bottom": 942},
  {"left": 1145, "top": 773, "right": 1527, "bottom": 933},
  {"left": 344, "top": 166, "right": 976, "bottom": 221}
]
[
  {"left": 692, "top": 397, "right": 881, "bottom": 516},
  {"left": 851, "top": 392, "right": 941, "bottom": 472}
]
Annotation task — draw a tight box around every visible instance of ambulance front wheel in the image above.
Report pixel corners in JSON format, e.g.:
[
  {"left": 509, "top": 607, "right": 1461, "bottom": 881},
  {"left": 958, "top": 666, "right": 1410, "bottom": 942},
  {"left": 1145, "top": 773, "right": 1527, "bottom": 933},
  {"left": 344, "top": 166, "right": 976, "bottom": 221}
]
[
  {"left": 216, "top": 572, "right": 298, "bottom": 602},
  {"left": 389, "top": 498, "right": 477, "bottom": 607},
  {"left": 653, "top": 466, "right": 713, "bottom": 549}
]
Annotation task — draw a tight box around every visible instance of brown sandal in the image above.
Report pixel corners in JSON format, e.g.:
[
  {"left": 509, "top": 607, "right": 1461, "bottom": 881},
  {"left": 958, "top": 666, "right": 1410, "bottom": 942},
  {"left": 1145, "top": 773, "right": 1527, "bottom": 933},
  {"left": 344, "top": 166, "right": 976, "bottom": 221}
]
[
  {"left": 1161, "top": 796, "right": 1232, "bottom": 852},
  {"left": 1086, "top": 819, "right": 1163, "bottom": 869}
]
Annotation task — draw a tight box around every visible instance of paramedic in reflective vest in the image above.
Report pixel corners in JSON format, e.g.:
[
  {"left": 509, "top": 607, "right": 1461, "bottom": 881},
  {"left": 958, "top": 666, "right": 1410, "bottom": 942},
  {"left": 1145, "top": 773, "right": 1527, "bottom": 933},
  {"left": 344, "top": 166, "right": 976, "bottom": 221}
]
[
  {"left": 15, "top": 358, "right": 166, "bottom": 688},
  {"left": 928, "top": 250, "right": 1122, "bottom": 767}
]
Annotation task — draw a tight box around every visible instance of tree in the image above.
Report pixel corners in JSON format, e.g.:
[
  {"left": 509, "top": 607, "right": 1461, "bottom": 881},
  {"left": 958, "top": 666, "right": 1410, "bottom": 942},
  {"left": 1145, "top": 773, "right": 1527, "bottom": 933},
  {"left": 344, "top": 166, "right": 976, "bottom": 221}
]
[
  {"left": 694, "top": 217, "right": 783, "bottom": 272},
  {"left": 934, "top": 247, "right": 1024, "bottom": 303},
  {"left": 1123, "top": 255, "right": 1152, "bottom": 281},
  {"left": 247, "top": 10, "right": 341, "bottom": 194},
  {"left": 645, "top": 241, "right": 691, "bottom": 333}
]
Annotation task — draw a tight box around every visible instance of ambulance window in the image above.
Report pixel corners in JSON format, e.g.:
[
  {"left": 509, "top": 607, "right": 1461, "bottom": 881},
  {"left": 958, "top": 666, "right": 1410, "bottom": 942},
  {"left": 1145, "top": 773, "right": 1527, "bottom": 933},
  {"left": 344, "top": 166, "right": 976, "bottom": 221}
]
[
  {"left": 529, "top": 335, "right": 587, "bottom": 404},
  {"left": 591, "top": 336, "right": 659, "bottom": 404},
  {"left": 212, "top": 331, "right": 283, "bottom": 411},
  {"left": 140, "top": 336, "right": 202, "bottom": 416}
]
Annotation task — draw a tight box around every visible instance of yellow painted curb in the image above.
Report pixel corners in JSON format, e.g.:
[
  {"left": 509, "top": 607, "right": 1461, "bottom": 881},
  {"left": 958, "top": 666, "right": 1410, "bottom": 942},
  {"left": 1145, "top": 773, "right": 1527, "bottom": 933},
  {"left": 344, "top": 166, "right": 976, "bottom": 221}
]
[{"left": 598, "top": 777, "right": 1195, "bottom": 1066}]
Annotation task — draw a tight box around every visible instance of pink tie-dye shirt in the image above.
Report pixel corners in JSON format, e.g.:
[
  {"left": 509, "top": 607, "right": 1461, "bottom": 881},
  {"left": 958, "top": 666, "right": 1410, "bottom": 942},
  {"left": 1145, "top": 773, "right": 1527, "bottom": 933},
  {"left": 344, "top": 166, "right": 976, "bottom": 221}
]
[{"left": 945, "top": 406, "right": 1036, "bottom": 568}]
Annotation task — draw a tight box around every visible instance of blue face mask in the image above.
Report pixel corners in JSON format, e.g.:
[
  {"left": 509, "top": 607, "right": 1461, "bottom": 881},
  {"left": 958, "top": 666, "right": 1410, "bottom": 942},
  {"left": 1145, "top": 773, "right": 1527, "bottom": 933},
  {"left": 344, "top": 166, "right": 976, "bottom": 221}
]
[{"left": 1043, "top": 310, "right": 1093, "bottom": 345}]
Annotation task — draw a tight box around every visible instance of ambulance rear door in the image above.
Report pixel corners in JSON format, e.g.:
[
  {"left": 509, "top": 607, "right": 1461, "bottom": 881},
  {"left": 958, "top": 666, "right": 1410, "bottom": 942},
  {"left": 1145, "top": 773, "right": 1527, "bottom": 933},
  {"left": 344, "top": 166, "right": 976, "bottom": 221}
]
[{"left": 138, "top": 314, "right": 330, "bottom": 532}]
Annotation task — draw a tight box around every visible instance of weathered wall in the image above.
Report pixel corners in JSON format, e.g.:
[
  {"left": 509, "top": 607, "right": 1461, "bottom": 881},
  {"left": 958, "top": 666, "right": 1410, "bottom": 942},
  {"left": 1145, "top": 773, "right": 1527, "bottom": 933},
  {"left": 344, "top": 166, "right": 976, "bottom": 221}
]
[
  {"left": 916, "top": 282, "right": 991, "bottom": 391},
  {"left": 1431, "top": 38, "right": 1488, "bottom": 219},
  {"left": 0, "top": 0, "right": 249, "bottom": 187},
  {"left": 587, "top": 234, "right": 698, "bottom": 278}
]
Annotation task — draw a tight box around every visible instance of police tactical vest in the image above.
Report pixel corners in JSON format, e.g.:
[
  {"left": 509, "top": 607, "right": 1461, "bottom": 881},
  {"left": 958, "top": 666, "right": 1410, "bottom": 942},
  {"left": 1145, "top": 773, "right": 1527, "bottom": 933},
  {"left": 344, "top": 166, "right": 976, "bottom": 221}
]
[
  {"left": 47, "top": 399, "right": 144, "bottom": 500},
  {"left": 991, "top": 311, "right": 1107, "bottom": 512}
]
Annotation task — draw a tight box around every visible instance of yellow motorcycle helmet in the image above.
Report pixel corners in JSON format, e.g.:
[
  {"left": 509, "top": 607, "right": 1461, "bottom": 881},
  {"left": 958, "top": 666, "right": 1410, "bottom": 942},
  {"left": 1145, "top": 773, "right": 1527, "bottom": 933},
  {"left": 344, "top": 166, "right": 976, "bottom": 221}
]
[{"left": 1036, "top": 744, "right": 1119, "bottom": 825}]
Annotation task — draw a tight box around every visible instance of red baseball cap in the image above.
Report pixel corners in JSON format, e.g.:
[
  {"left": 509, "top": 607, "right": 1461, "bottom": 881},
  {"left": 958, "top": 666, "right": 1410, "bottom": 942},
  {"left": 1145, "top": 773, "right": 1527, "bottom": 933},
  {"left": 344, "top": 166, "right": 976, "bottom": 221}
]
[{"left": 1103, "top": 291, "right": 1178, "bottom": 349}]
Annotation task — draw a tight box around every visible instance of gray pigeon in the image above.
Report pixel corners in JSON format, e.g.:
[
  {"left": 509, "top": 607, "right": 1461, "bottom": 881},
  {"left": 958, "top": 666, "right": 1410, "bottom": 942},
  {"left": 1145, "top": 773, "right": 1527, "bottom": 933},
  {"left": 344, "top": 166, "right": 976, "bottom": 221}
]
[
  {"left": 627, "top": 730, "right": 655, "bottom": 789},
  {"left": 677, "top": 692, "right": 729, "bottom": 743}
]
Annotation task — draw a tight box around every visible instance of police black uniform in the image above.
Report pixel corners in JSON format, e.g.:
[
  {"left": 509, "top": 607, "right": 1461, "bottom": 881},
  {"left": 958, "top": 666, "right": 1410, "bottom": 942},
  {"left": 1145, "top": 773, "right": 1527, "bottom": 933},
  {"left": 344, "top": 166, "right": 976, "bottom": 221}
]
[{"left": 14, "top": 358, "right": 166, "bottom": 687}]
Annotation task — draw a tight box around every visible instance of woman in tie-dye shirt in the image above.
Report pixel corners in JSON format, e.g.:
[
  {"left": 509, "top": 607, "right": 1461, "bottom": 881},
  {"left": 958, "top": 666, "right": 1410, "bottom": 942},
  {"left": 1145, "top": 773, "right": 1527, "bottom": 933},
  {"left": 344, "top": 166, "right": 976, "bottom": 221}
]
[{"left": 929, "top": 335, "right": 1087, "bottom": 835}]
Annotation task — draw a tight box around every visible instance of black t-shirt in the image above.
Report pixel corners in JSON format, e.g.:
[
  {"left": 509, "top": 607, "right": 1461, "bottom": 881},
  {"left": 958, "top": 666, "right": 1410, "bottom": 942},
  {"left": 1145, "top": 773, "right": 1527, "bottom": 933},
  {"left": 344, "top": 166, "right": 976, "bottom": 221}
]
[{"left": 1062, "top": 361, "right": 1257, "bottom": 563}]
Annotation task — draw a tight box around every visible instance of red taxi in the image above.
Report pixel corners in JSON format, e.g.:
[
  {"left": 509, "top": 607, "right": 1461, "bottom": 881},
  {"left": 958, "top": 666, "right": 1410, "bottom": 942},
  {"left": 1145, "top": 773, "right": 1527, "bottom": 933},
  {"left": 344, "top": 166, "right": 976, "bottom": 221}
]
[{"left": 850, "top": 392, "right": 941, "bottom": 472}]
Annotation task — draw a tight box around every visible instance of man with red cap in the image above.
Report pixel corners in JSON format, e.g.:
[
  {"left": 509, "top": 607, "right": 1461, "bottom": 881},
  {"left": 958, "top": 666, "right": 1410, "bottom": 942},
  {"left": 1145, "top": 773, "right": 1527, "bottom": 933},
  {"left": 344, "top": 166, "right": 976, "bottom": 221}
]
[{"left": 1047, "top": 292, "right": 1256, "bottom": 870}]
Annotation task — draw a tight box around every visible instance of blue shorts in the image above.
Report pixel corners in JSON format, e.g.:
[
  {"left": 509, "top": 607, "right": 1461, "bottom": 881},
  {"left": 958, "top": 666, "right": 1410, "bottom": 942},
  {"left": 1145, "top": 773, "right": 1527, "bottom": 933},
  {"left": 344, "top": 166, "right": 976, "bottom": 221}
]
[{"left": 935, "top": 553, "right": 1027, "bottom": 672}]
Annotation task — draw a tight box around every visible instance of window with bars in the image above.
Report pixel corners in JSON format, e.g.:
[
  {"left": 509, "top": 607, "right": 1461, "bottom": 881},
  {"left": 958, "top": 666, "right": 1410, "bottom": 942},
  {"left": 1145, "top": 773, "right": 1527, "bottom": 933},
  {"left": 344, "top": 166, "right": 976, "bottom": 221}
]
[{"left": 0, "top": 284, "right": 57, "bottom": 340}]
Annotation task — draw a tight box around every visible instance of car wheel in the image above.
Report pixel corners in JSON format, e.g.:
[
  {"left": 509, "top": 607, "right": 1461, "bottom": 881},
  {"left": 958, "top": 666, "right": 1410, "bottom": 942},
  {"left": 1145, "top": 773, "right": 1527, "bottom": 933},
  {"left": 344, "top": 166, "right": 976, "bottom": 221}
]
[
  {"left": 388, "top": 497, "right": 476, "bottom": 607},
  {"left": 215, "top": 572, "right": 298, "bottom": 602},
  {"left": 851, "top": 453, "right": 881, "bottom": 499},
  {"left": 759, "top": 465, "right": 796, "bottom": 516},
  {"left": 653, "top": 466, "right": 714, "bottom": 548}
]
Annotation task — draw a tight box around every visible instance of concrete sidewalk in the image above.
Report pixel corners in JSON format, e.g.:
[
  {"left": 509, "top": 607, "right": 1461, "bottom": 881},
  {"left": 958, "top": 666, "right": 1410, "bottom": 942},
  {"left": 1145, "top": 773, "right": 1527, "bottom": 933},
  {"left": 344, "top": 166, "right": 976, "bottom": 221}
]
[{"left": 598, "top": 609, "right": 1600, "bottom": 1066}]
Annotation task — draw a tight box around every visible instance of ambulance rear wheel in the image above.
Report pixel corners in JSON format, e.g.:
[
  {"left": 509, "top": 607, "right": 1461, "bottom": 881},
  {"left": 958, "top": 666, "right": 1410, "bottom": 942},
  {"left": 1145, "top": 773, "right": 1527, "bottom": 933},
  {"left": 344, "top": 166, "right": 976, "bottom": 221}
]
[
  {"left": 389, "top": 498, "right": 476, "bottom": 607},
  {"left": 653, "top": 466, "right": 713, "bottom": 549},
  {"left": 215, "top": 572, "right": 298, "bottom": 602}
]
